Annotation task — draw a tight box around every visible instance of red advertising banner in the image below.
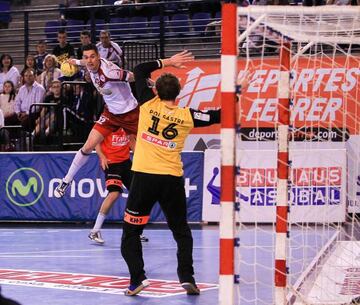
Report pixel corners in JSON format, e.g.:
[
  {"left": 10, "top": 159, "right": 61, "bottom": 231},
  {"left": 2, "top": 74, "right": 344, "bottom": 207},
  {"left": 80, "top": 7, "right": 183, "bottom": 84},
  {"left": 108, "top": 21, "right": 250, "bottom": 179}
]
[{"left": 152, "top": 57, "right": 360, "bottom": 138}]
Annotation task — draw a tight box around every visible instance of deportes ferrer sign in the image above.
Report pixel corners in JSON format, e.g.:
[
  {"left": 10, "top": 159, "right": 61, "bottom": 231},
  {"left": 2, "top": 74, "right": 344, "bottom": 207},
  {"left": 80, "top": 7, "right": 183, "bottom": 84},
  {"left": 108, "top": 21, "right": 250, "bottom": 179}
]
[
  {"left": 0, "top": 152, "right": 203, "bottom": 221},
  {"left": 202, "top": 149, "right": 346, "bottom": 223},
  {"left": 153, "top": 58, "right": 358, "bottom": 146}
]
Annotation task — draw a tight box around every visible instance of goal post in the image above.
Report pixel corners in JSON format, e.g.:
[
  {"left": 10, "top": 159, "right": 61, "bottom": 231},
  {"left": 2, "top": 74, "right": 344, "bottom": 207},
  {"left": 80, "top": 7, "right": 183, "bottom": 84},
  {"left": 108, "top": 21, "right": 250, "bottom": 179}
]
[{"left": 220, "top": 3, "right": 360, "bottom": 305}]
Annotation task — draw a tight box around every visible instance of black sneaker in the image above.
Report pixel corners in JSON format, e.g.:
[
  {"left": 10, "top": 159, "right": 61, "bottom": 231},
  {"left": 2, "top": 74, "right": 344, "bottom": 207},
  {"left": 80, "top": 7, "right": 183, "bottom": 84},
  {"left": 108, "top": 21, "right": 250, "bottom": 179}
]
[
  {"left": 140, "top": 235, "right": 149, "bottom": 242},
  {"left": 124, "top": 279, "right": 150, "bottom": 296},
  {"left": 54, "top": 179, "right": 71, "bottom": 198},
  {"left": 181, "top": 282, "right": 200, "bottom": 295}
]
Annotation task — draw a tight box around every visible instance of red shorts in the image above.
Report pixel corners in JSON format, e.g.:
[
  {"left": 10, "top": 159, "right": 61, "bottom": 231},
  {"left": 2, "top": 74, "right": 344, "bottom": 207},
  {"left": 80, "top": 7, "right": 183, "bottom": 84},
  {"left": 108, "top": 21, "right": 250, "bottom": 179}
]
[{"left": 93, "top": 106, "right": 139, "bottom": 138}]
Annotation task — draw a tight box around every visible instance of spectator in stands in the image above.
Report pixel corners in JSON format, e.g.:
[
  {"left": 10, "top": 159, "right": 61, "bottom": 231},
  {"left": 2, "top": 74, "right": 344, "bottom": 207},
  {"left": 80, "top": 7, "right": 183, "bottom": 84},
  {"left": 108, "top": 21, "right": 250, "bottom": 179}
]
[
  {"left": 96, "top": 30, "right": 123, "bottom": 67},
  {"left": 77, "top": 30, "right": 92, "bottom": 60},
  {"left": 34, "top": 80, "right": 62, "bottom": 137},
  {"left": 0, "top": 108, "right": 10, "bottom": 151},
  {"left": 34, "top": 40, "right": 48, "bottom": 76},
  {"left": 15, "top": 68, "right": 46, "bottom": 131},
  {"left": 0, "top": 54, "right": 20, "bottom": 93},
  {"left": 21, "top": 54, "right": 38, "bottom": 84},
  {"left": 52, "top": 29, "right": 76, "bottom": 65},
  {"left": 326, "top": 0, "right": 358, "bottom": 4},
  {"left": 39, "top": 54, "right": 63, "bottom": 94},
  {"left": 0, "top": 80, "right": 18, "bottom": 126}
]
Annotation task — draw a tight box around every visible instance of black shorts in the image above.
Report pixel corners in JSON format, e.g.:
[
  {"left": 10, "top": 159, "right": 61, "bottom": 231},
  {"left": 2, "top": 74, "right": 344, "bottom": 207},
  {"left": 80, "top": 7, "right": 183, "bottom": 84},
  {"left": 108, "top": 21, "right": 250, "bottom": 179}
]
[
  {"left": 124, "top": 172, "right": 186, "bottom": 226},
  {"left": 105, "top": 159, "right": 133, "bottom": 193}
]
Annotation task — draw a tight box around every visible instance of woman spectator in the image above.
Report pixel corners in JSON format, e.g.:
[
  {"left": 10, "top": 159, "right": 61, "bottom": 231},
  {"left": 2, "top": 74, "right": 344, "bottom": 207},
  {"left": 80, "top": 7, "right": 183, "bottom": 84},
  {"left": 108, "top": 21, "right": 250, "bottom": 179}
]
[
  {"left": 0, "top": 80, "right": 18, "bottom": 126},
  {"left": 20, "top": 55, "right": 38, "bottom": 84},
  {"left": 39, "top": 54, "right": 63, "bottom": 94},
  {"left": 0, "top": 54, "right": 20, "bottom": 93}
]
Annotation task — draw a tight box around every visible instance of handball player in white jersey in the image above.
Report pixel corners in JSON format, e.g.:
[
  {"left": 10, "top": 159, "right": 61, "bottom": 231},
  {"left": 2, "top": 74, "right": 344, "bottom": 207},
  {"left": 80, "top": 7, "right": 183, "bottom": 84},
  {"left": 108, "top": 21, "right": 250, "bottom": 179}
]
[{"left": 54, "top": 43, "right": 138, "bottom": 198}]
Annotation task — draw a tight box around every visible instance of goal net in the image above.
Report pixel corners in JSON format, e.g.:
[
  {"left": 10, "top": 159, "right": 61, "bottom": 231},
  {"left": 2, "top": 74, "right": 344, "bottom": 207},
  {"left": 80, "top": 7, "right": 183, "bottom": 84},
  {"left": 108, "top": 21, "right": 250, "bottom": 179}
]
[{"left": 220, "top": 4, "right": 360, "bottom": 305}]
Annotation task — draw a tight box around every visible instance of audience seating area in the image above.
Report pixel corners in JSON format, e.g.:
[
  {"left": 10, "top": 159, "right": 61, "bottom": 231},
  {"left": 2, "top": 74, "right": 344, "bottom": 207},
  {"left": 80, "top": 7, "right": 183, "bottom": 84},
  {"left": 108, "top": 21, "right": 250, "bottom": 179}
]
[{"left": 44, "top": 11, "right": 220, "bottom": 42}]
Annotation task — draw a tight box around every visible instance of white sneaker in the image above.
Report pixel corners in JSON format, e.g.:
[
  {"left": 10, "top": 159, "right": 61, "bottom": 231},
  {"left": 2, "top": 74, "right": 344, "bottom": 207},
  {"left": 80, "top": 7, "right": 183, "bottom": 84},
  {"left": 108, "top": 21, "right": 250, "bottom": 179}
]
[
  {"left": 54, "top": 179, "right": 71, "bottom": 198},
  {"left": 88, "top": 231, "right": 104, "bottom": 244}
]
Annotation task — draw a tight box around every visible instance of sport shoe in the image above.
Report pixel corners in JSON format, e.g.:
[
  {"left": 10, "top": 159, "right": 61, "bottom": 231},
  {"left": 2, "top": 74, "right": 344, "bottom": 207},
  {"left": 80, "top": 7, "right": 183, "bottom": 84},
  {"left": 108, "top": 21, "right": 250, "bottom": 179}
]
[
  {"left": 88, "top": 231, "right": 104, "bottom": 244},
  {"left": 181, "top": 282, "right": 200, "bottom": 295},
  {"left": 124, "top": 279, "right": 150, "bottom": 296},
  {"left": 140, "top": 235, "right": 149, "bottom": 242},
  {"left": 54, "top": 179, "right": 71, "bottom": 198}
]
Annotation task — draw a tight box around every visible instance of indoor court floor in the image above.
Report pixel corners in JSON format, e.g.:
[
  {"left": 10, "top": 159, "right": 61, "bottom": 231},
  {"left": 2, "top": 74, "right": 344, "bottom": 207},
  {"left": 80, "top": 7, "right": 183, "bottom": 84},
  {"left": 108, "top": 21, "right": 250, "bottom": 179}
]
[{"left": 0, "top": 225, "right": 220, "bottom": 305}]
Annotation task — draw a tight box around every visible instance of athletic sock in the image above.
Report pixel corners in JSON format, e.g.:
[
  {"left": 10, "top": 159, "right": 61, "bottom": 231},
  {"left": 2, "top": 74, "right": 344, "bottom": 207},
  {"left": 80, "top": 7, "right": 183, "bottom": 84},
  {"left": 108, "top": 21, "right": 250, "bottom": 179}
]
[
  {"left": 92, "top": 213, "right": 106, "bottom": 232},
  {"left": 64, "top": 149, "right": 91, "bottom": 183}
]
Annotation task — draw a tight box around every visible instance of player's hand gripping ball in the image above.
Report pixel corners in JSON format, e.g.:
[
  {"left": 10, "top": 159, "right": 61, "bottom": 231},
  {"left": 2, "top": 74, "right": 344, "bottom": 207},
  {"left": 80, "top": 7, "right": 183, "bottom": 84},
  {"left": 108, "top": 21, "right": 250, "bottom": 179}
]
[{"left": 60, "top": 62, "right": 78, "bottom": 77}]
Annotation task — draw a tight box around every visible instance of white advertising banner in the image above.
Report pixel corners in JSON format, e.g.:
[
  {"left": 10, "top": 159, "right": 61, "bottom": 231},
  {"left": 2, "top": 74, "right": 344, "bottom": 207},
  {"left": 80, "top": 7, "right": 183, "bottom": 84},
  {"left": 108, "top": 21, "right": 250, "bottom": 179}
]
[{"left": 202, "top": 149, "right": 346, "bottom": 223}]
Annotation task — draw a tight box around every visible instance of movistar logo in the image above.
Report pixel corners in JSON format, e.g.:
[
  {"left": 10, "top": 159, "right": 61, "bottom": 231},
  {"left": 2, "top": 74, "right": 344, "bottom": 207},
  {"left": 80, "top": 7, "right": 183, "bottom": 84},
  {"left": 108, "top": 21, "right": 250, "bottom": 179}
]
[{"left": 6, "top": 168, "right": 44, "bottom": 207}]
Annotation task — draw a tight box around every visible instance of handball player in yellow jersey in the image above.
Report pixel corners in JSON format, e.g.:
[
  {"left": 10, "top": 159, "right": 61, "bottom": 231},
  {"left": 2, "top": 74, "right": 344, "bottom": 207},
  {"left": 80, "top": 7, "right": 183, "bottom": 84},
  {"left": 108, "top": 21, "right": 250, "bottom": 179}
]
[{"left": 121, "top": 51, "right": 221, "bottom": 296}]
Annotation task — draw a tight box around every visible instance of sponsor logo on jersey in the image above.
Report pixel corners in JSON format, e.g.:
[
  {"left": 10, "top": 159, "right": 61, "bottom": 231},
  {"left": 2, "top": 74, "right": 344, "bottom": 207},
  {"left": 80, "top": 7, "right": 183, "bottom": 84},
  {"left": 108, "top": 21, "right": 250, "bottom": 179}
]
[
  {"left": 0, "top": 269, "right": 218, "bottom": 297},
  {"left": 141, "top": 132, "right": 177, "bottom": 149}
]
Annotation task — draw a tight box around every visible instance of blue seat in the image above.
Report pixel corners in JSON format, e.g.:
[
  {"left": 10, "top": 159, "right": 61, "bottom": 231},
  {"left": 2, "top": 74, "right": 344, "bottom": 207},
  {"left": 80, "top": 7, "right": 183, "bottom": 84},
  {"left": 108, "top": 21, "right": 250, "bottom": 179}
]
[
  {"left": 109, "top": 17, "right": 129, "bottom": 38},
  {"left": 44, "top": 20, "right": 62, "bottom": 42},
  {"left": 0, "top": 1, "right": 11, "bottom": 24},
  {"left": 127, "top": 16, "right": 148, "bottom": 38},
  {"left": 94, "top": 19, "right": 108, "bottom": 36},
  {"left": 66, "top": 19, "right": 85, "bottom": 40},
  {"left": 170, "top": 14, "right": 193, "bottom": 36},
  {"left": 192, "top": 12, "right": 212, "bottom": 35},
  {"left": 149, "top": 15, "right": 170, "bottom": 36}
]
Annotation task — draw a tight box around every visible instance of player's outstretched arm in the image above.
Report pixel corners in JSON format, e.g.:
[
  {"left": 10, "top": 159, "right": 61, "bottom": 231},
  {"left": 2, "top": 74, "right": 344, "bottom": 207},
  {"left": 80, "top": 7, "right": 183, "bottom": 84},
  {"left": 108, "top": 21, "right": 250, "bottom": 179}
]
[
  {"left": 133, "top": 50, "right": 194, "bottom": 105},
  {"left": 161, "top": 50, "right": 194, "bottom": 69}
]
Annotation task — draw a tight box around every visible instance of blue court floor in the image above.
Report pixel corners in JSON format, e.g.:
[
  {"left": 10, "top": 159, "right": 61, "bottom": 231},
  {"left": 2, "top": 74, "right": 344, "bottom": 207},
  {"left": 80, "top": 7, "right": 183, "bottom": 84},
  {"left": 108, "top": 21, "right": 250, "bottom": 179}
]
[{"left": 0, "top": 225, "right": 220, "bottom": 305}]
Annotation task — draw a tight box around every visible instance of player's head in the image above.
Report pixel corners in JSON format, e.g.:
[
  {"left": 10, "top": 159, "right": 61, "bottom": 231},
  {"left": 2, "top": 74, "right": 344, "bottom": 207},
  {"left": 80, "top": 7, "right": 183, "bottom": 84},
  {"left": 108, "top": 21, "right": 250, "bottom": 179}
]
[
  {"left": 99, "top": 30, "right": 111, "bottom": 47},
  {"left": 80, "top": 30, "right": 91, "bottom": 46},
  {"left": 82, "top": 44, "right": 100, "bottom": 72},
  {"left": 155, "top": 73, "right": 181, "bottom": 101}
]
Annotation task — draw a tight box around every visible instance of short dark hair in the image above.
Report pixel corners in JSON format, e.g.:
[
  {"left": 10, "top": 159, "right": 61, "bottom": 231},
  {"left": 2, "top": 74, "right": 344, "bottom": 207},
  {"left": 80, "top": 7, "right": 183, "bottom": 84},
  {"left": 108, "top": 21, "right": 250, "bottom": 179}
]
[
  {"left": 37, "top": 40, "right": 46, "bottom": 45},
  {"left": 58, "top": 29, "right": 67, "bottom": 35},
  {"left": 155, "top": 73, "right": 181, "bottom": 101},
  {"left": 80, "top": 30, "right": 90, "bottom": 37},
  {"left": 82, "top": 44, "right": 99, "bottom": 54},
  {"left": 23, "top": 68, "right": 36, "bottom": 75}
]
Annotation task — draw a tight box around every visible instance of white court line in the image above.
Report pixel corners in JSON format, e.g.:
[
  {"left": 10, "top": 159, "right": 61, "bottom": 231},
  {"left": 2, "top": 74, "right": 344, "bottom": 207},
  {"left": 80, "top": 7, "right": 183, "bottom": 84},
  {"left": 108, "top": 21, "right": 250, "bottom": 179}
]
[{"left": 0, "top": 249, "right": 118, "bottom": 255}]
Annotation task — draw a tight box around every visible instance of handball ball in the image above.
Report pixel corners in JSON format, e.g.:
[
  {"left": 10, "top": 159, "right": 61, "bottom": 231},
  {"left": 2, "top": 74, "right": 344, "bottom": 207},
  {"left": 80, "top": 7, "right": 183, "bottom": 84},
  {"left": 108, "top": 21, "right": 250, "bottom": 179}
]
[{"left": 61, "top": 62, "right": 78, "bottom": 77}]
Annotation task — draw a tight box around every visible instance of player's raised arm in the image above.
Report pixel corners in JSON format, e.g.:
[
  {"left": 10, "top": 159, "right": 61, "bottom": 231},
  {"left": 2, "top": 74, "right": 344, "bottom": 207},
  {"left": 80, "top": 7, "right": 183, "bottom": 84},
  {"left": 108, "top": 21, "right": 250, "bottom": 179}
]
[{"left": 134, "top": 50, "right": 194, "bottom": 105}]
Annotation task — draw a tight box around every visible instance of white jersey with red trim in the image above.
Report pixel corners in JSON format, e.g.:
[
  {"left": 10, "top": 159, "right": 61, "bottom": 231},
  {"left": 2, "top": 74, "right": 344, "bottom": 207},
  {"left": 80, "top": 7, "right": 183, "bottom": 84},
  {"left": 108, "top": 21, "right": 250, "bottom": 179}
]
[
  {"left": 96, "top": 41, "right": 123, "bottom": 67},
  {"left": 89, "top": 58, "right": 137, "bottom": 115}
]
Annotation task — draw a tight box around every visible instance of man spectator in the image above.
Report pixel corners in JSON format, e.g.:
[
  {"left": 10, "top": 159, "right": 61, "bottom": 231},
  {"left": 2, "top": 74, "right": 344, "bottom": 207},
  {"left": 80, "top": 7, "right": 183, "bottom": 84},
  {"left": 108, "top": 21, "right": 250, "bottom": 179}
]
[
  {"left": 34, "top": 40, "right": 48, "bottom": 76},
  {"left": 14, "top": 68, "right": 45, "bottom": 131},
  {"left": 96, "top": 30, "right": 123, "bottom": 67},
  {"left": 77, "top": 30, "right": 92, "bottom": 60},
  {"left": 52, "top": 29, "right": 75, "bottom": 65}
]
